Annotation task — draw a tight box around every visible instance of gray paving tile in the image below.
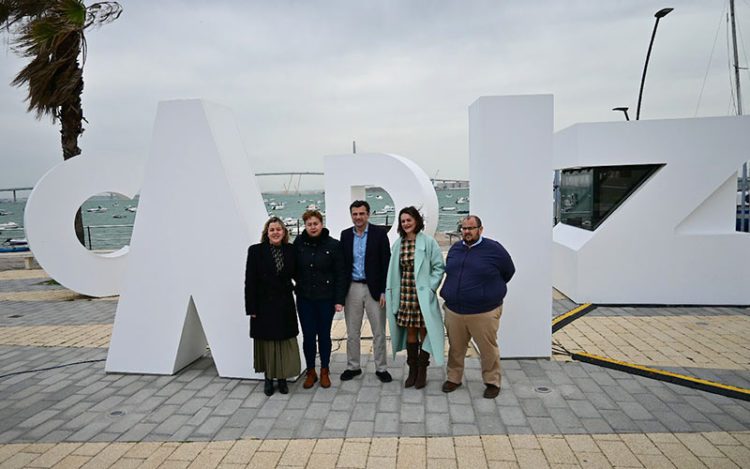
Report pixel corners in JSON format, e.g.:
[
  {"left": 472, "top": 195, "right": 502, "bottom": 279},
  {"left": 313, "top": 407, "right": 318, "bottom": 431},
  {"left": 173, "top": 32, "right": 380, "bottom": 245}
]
[
  {"left": 323, "top": 411, "right": 350, "bottom": 430},
  {"left": 295, "top": 419, "right": 324, "bottom": 438},
  {"left": 346, "top": 421, "right": 374, "bottom": 437},
  {"left": 425, "top": 412, "right": 451, "bottom": 435},
  {"left": 425, "top": 395, "right": 449, "bottom": 413},
  {"left": 400, "top": 403, "right": 425, "bottom": 423},
  {"left": 528, "top": 416, "right": 560, "bottom": 434},
  {"left": 241, "top": 418, "right": 274, "bottom": 439},
  {"left": 374, "top": 413, "right": 399, "bottom": 434},
  {"left": 401, "top": 423, "right": 426, "bottom": 436},
  {"left": 499, "top": 406, "right": 527, "bottom": 426},
  {"left": 599, "top": 410, "right": 639, "bottom": 432},
  {"left": 351, "top": 403, "right": 376, "bottom": 421},
  {"left": 451, "top": 424, "right": 479, "bottom": 436}
]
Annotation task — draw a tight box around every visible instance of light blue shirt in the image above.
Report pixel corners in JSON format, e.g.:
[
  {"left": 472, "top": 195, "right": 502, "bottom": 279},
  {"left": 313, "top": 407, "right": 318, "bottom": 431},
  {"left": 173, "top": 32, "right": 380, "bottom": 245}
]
[
  {"left": 463, "top": 236, "right": 484, "bottom": 248},
  {"left": 352, "top": 224, "right": 369, "bottom": 280}
]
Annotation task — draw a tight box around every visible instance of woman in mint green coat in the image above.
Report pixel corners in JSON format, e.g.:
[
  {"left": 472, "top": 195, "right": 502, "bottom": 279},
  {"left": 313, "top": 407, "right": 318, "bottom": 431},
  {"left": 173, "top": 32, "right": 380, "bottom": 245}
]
[{"left": 386, "top": 206, "right": 445, "bottom": 389}]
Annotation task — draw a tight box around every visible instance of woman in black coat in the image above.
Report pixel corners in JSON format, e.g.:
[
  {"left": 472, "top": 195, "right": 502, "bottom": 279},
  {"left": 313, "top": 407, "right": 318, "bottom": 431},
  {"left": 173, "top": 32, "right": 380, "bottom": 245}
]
[
  {"left": 245, "top": 216, "right": 301, "bottom": 396},
  {"left": 293, "top": 209, "right": 347, "bottom": 389}
]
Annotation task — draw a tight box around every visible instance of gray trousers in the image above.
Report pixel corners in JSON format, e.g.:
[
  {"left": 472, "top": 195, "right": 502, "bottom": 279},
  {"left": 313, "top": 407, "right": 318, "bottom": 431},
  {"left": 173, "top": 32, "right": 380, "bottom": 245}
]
[{"left": 344, "top": 282, "right": 387, "bottom": 372}]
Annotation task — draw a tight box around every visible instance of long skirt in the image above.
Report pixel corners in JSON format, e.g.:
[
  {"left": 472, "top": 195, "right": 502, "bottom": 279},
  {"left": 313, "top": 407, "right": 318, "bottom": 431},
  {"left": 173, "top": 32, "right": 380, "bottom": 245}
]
[{"left": 253, "top": 338, "right": 301, "bottom": 379}]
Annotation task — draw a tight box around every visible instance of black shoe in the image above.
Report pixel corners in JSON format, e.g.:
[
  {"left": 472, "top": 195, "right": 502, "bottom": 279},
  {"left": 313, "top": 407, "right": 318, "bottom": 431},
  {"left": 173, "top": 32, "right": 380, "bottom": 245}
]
[
  {"left": 278, "top": 379, "right": 289, "bottom": 394},
  {"left": 340, "top": 369, "right": 362, "bottom": 381},
  {"left": 263, "top": 378, "right": 274, "bottom": 396},
  {"left": 483, "top": 384, "right": 500, "bottom": 399},
  {"left": 375, "top": 370, "right": 393, "bottom": 383}
]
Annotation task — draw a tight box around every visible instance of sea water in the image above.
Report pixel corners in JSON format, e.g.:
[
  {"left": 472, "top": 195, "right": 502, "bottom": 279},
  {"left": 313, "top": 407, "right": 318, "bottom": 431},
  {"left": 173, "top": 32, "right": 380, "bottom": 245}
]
[{"left": 0, "top": 187, "right": 470, "bottom": 251}]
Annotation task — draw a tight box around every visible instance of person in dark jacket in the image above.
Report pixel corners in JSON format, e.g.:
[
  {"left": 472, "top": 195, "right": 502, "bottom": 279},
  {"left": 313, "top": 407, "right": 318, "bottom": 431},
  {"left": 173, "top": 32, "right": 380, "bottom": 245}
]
[
  {"left": 440, "top": 215, "right": 515, "bottom": 399},
  {"left": 293, "top": 210, "right": 347, "bottom": 389},
  {"left": 245, "top": 216, "right": 301, "bottom": 397},
  {"left": 339, "top": 200, "right": 392, "bottom": 383}
]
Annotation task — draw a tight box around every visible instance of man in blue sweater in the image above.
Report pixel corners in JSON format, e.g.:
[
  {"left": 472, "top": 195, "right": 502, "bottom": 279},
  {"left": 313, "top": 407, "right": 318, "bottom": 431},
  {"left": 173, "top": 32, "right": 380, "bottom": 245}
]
[{"left": 440, "top": 215, "right": 515, "bottom": 399}]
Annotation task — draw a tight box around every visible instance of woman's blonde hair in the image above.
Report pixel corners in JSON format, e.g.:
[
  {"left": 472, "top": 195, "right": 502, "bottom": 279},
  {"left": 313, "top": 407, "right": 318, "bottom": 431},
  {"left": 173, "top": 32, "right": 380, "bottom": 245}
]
[{"left": 261, "top": 216, "right": 289, "bottom": 244}]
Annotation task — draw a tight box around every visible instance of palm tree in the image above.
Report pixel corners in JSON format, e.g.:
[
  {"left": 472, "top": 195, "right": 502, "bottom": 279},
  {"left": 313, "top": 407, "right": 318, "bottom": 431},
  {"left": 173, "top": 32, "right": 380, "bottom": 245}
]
[{"left": 1, "top": 0, "right": 122, "bottom": 244}]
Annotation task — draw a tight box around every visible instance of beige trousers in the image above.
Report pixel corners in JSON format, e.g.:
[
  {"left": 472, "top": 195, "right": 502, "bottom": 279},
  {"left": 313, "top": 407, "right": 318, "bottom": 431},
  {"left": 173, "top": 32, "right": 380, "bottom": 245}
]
[
  {"left": 344, "top": 282, "right": 387, "bottom": 372},
  {"left": 444, "top": 305, "right": 503, "bottom": 387}
]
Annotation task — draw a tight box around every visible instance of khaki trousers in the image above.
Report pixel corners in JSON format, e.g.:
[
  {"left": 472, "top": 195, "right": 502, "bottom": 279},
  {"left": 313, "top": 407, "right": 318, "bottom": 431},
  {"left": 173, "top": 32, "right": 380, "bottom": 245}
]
[
  {"left": 444, "top": 305, "right": 503, "bottom": 388},
  {"left": 344, "top": 282, "right": 387, "bottom": 372}
]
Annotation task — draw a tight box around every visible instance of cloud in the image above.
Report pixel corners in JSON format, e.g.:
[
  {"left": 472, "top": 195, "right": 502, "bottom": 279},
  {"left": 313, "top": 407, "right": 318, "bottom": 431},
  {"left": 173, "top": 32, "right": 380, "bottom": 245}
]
[{"left": 0, "top": 0, "right": 745, "bottom": 191}]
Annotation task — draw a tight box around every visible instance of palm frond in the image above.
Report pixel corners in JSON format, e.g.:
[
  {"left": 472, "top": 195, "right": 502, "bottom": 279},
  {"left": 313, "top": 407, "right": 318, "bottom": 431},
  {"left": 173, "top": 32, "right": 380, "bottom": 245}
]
[
  {"left": 1, "top": 0, "right": 120, "bottom": 125},
  {"left": 85, "top": 2, "right": 121, "bottom": 28}
]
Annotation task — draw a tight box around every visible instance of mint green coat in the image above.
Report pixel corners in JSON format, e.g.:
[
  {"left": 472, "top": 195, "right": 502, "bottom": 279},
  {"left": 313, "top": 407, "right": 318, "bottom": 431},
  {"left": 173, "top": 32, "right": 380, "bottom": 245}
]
[{"left": 385, "top": 232, "right": 446, "bottom": 364}]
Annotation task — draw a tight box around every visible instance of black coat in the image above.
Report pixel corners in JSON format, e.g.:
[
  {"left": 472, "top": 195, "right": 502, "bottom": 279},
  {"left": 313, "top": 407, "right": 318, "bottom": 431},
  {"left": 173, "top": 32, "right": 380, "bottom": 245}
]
[
  {"left": 340, "top": 223, "right": 391, "bottom": 301},
  {"left": 244, "top": 242, "right": 298, "bottom": 340},
  {"left": 293, "top": 228, "right": 347, "bottom": 304}
]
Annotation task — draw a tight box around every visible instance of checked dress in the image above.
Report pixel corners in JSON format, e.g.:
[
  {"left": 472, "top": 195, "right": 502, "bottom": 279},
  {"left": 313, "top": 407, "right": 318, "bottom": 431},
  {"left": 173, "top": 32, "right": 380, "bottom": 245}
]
[{"left": 396, "top": 238, "right": 425, "bottom": 328}]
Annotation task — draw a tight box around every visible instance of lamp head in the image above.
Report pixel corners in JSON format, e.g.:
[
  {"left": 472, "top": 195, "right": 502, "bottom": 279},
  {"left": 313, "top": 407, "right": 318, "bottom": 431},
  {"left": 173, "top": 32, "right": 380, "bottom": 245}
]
[{"left": 655, "top": 8, "right": 673, "bottom": 18}]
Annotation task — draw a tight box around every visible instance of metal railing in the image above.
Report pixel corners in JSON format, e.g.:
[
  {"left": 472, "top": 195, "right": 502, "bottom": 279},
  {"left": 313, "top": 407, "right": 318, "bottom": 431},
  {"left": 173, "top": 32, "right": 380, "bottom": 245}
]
[{"left": 83, "top": 224, "right": 134, "bottom": 250}]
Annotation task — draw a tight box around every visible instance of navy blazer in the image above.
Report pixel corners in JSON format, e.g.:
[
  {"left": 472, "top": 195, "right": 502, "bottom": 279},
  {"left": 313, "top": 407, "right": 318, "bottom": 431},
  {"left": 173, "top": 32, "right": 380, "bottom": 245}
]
[{"left": 340, "top": 223, "right": 391, "bottom": 301}]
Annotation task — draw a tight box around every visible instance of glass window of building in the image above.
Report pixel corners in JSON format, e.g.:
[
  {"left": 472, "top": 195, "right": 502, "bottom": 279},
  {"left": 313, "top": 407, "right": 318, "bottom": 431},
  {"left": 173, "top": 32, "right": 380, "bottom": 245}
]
[{"left": 559, "top": 164, "right": 663, "bottom": 231}]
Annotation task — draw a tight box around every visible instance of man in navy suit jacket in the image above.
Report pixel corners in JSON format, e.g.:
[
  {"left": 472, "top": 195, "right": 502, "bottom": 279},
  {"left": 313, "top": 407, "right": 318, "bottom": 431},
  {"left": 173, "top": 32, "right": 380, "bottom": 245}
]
[{"left": 339, "top": 200, "right": 392, "bottom": 382}]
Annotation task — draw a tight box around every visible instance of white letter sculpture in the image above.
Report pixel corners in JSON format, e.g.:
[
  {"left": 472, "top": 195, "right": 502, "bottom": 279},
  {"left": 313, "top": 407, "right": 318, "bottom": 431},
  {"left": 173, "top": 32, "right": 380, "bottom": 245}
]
[
  {"left": 105, "top": 99, "right": 271, "bottom": 378},
  {"left": 24, "top": 156, "right": 142, "bottom": 297},
  {"left": 469, "top": 95, "right": 554, "bottom": 358},
  {"left": 324, "top": 153, "right": 439, "bottom": 243},
  {"left": 553, "top": 116, "right": 750, "bottom": 304}
]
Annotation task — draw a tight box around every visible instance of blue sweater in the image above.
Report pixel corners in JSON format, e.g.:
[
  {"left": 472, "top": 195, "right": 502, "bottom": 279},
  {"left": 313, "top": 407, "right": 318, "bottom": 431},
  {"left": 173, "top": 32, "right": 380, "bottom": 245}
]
[{"left": 440, "top": 238, "right": 515, "bottom": 314}]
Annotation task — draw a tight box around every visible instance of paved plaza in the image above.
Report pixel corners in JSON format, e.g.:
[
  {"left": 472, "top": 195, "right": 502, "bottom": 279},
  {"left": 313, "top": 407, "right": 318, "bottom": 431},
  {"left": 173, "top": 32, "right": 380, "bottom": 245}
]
[{"left": 0, "top": 258, "right": 748, "bottom": 468}]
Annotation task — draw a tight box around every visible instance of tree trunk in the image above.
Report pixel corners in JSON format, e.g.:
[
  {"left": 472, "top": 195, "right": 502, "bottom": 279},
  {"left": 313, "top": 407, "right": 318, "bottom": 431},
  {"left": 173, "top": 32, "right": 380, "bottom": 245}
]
[{"left": 60, "top": 57, "right": 86, "bottom": 247}]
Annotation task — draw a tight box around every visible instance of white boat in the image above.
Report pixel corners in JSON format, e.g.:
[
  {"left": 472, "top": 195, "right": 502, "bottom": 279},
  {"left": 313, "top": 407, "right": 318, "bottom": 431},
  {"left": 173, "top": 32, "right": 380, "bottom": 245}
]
[
  {"left": 0, "top": 210, "right": 12, "bottom": 216},
  {"left": 0, "top": 222, "right": 20, "bottom": 230},
  {"left": 7, "top": 238, "right": 27, "bottom": 246},
  {"left": 456, "top": 197, "right": 468, "bottom": 204},
  {"left": 442, "top": 206, "right": 457, "bottom": 211},
  {"left": 445, "top": 194, "right": 452, "bottom": 198},
  {"left": 306, "top": 204, "right": 318, "bottom": 211},
  {"left": 297, "top": 199, "right": 307, "bottom": 204},
  {"left": 283, "top": 217, "right": 298, "bottom": 227},
  {"left": 126, "top": 206, "right": 137, "bottom": 213},
  {"left": 86, "top": 205, "right": 108, "bottom": 213},
  {"left": 383, "top": 205, "right": 394, "bottom": 212},
  {"left": 271, "top": 202, "right": 285, "bottom": 210},
  {"left": 375, "top": 195, "right": 383, "bottom": 200}
]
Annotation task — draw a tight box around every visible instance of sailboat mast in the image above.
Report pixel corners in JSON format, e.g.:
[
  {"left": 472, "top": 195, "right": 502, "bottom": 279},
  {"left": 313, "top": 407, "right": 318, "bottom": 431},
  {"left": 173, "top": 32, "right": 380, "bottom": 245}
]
[
  {"left": 730, "top": 0, "right": 743, "bottom": 115},
  {"left": 731, "top": 0, "right": 749, "bottom": 232}
]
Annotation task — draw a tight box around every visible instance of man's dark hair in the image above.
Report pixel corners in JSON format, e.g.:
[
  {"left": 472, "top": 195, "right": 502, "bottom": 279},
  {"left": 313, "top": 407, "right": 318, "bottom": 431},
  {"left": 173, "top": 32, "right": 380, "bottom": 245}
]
[
  {"left": 350, "top": 200, "right": 370, "bottom": 213},
  {"left": 397, "top": 206, "right": 425, "bottom": 237},
  {"left": 463, "top": 215, "right": 483, "bottom": 228}
]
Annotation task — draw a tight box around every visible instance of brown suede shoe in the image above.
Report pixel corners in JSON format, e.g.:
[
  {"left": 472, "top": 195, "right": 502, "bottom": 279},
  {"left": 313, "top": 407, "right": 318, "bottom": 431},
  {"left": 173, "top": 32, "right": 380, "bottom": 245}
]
[
  {"left": 320, "top": 367, "right": 331, "bottom": 388},
  {"left": 483, "top": 384, "right": 500, "bottom": 399},
  {"left": 441, "top": 380, "right": 462, "bottom": 393},
  {"left": 303, "top": 368, "right": 317, "bottom": 389}
]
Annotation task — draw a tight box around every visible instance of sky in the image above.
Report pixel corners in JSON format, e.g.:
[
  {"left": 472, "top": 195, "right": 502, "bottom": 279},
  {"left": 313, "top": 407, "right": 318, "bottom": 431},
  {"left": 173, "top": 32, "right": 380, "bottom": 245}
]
[{"left": 1, "top": 0, "right": 749, "bottom": 192}]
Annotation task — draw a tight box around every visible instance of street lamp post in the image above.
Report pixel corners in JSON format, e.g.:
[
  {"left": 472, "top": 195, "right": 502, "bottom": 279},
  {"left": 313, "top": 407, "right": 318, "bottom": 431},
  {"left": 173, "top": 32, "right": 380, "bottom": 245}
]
[{"left": 636, "top": 7, "right": 673, "bottom": 120}]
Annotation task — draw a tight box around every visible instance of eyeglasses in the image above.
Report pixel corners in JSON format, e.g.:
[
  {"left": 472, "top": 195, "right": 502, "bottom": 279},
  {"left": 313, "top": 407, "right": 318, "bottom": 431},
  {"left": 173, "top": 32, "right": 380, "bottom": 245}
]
[{"left": 460, "top": 226, "right": 480, "bottom": 231}]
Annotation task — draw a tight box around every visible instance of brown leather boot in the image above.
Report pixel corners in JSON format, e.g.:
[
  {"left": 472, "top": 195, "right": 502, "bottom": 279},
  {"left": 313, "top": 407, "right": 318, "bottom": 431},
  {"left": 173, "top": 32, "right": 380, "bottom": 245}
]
[
  {"left": 404, "top": 342, "right": 419, "bottom": 388},
  {"left": 320, "top": 367, "right": 331, "bottom": 388},
  {"left": 303, "top": 368, "right": 317, "bottom": 389},
  {"left": 415, "top": 349, "right": 430, "bottom": 389}
]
